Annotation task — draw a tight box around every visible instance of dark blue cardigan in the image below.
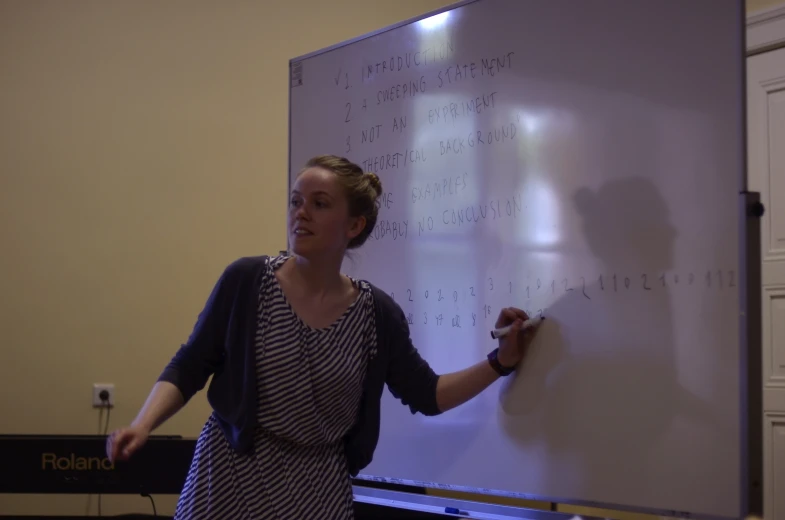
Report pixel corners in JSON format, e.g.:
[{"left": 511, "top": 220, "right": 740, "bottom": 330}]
[{"left": 157, "top": 255, "right": 442, "bottom": 476}]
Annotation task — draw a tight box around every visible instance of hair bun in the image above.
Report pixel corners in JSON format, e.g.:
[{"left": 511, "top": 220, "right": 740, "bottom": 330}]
[{"left": 365, "top": 172, "right": 383, "bottom": 196}]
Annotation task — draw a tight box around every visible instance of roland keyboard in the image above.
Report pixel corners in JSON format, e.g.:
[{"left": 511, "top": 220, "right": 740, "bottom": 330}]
[{"left": 0, "top": 434, "right": 196, "bottom": 495}]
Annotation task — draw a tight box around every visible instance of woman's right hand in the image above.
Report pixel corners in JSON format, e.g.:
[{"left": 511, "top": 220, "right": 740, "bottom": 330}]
[{"left": 106, "top": 425, "right": 150, "bottom": 462}]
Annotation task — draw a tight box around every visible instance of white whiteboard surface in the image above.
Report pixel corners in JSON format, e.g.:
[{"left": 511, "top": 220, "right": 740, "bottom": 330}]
[{"left": 288, "top": 1, "right": 748, "bottom": 518}]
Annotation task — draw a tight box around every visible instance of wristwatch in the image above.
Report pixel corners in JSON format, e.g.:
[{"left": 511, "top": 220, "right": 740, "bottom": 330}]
[{"left": 487, "top": 348, "right": 515, "bottom": 376}]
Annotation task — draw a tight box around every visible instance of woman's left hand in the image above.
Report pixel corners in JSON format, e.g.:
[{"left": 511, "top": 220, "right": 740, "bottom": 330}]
[{"left": 495, "top": 307, "right": 539, "bottom": 368}]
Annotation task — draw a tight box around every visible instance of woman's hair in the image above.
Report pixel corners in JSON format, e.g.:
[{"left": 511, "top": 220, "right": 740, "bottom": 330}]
[{"left": 302, "top": 155, "right": 382, "bottom": 249}]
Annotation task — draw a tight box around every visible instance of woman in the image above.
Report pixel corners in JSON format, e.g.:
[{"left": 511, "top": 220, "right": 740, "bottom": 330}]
[{"left": 107, "top": 155, "right": 537, "bottom": 519}]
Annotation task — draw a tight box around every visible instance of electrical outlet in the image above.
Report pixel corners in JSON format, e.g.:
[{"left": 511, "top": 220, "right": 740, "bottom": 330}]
[{"left": 92, "top": 383, "right": 115, "bottom": 408}]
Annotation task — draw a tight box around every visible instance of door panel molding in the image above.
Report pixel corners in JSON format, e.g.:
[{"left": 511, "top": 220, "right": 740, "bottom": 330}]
[{"left": 747, "top": 3, "right": 785, "bottom": 54}]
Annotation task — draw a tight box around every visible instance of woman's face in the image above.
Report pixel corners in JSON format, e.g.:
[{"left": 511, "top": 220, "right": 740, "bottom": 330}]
[{"left": 288, "top": 167, "right": 364, "bottom": 259}]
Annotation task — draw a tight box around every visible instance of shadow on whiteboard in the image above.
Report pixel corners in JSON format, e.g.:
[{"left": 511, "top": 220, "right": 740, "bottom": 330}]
[
  {"left": 498, "top": 317, "right": 565, "bottom": 416},
  {"left": 495, "top": 176, "right": 732, "bottom": 506}
]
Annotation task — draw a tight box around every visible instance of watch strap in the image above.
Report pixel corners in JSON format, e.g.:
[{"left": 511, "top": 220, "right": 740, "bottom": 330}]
[{"left": 487, "top": 347, "right": 515, "bottom": 376}]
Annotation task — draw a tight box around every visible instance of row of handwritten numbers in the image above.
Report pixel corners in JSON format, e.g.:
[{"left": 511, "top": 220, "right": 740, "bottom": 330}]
[
  {"left": 402, "top": 305, "right": 530, "bottom": 328},
  {"left": 390, "top": 270, "right": 737, "bottom": 304}
]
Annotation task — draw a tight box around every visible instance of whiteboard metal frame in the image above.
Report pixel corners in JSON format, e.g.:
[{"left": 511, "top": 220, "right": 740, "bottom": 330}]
[
  {"left": 352, "top": 485, "right": 606, "bottom": 520},
  {"left": 288, "top": 0, "right": 480, "bottom": 65},
  {"left": 740, "top": 191, "right": 764, "bottom": 518},
  {"left": 286, "top": 1, "right": 763, "bottom": 518}
]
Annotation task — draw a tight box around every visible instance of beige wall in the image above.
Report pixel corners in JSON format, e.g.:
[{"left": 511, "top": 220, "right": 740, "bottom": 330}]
[
  {"left": 0, "top": 0, "right": 776, "bottom": 517},
  {"left": 0, "top": 0, "right": 451, "bottom": 515},
  {"left": 748, "top": 0, "right": 784, "bottom": 12}
]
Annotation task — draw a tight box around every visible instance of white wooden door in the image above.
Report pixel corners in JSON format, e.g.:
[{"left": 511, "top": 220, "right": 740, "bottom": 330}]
[{"left": 747, "top": 44, "right": 785, "bottom": 520}]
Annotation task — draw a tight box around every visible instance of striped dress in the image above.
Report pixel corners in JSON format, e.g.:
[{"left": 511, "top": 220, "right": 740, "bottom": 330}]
[{"left": 174, "top": 255, "right": 376, "bottom": 519}]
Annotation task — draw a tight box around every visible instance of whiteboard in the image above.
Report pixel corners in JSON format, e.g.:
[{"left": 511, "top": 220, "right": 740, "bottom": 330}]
[{"left": 288, "top": 1, "right": 753, "bottom": 518}]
